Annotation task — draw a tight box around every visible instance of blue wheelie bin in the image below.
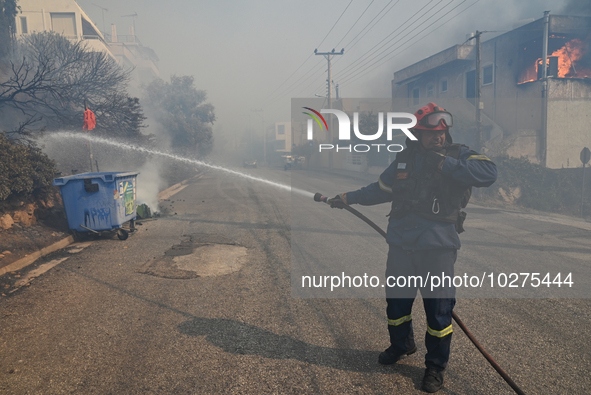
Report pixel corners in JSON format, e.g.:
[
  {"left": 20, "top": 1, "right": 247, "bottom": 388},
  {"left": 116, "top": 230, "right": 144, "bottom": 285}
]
[{"left": 53, "top": 172, "right": 139, "bottom": 240}]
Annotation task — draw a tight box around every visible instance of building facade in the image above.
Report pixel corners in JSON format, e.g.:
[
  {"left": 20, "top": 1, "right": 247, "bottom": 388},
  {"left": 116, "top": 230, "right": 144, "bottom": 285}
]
[
  {"left": 391, "top": 14, "right": 591, "bottom": 169},
  {"left": 15, "top": 0, "right": 111, "bottom": 55},
  {"left": 274, "top": 122, "right": 292, "bottom": 153},
  {"left": 15, "top": 0, "right": 159, "bottom": 93}
]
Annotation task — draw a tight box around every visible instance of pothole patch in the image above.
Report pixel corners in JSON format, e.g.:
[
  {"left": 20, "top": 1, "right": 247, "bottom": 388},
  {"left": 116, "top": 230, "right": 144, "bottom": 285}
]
[
  {"left": 174, "top": 244, "right": 247, "bottom": 276},
  {"left": 138, "top": 234, "right": 247, "bottom": 279}
]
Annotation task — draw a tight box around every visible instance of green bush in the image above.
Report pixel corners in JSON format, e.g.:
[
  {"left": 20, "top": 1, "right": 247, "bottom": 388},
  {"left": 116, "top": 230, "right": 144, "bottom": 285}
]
[{"left": 0, "top": 133, "right": 57, "bottom": 201}]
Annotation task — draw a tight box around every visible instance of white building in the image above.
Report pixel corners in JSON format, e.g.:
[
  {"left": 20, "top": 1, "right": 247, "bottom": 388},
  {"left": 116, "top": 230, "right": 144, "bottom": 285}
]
[
  {"left": 15, "top": 0, "right": 112, "bottom": 56},
  {"left": 275, "top": 122, "right": 292, "bottom": 152},
  {"left": 15, "top": 0, "right": 159, "bottom": 93}
]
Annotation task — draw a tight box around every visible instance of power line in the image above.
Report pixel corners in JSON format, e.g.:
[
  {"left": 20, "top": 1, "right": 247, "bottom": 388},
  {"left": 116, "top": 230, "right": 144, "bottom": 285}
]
[
  {"left": 264, "top": 53, "right": 314, "bottom": 100},
  {"left": 298, "top": 0, "right": 397, "bottom": 97},
  {"left": 342, "top": 0, "right": 483, "bottom": 87},
  {"left": 264, "top": 58, "right": 326, "bottom": 105},
  {"left": 308, "top": 0, "right": 424, "bottom": 96},
  {"left": 291, "top": 61, "right": 330, "bottom": 96},
  {"left": 337, "top": 0, "right": 445, "bottom": 81},
  {"left": 341, "top": 0, "right": 473, "bottom": 84},
  {"left": 262, "top": 0, "right": 355, "bottom": 104},
  {"left": 271, "top": 0, "right": 397, "bottom": 102},
  {"left": 340, "top": 0, "right": 400, "bottom": 55},
  {"left": 341, "top": 0, "right": 469, "bottom": 85},
  {"left": 306, "top": 0, "right": 404, "bottom": 96},
  {"left": 333, "top": 0, "right": 376, "bottom": 49},
  {"left": 316, "top": 0, "right": 355, "bottom": 49}
]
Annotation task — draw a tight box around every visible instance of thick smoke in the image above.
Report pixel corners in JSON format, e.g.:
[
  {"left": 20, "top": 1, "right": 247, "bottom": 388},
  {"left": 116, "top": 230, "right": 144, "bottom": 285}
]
[{"left": 560, "top": 0, "right": 591, "bottom": 15}]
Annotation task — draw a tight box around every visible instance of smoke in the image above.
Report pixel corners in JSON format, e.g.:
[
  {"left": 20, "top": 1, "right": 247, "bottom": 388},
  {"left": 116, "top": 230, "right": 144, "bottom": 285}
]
[
  {"left": 37, "top": 130, "right": 165, "bottom": 213},
  {"left": 560, "top": 0, "right": 591, "bottom": 15},
  {"left": 135, "top": 159, "right": 165, "bottom": 211}
]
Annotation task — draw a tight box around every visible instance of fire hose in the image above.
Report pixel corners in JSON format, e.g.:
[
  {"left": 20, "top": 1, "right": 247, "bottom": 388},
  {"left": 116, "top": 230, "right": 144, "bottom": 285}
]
[{"left": 314, "top": 192, "right": 526, "bottom": 395}]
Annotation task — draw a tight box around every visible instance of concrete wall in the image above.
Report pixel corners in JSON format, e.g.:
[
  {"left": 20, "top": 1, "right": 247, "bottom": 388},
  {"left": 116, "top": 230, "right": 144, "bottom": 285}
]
[
  {"left": 16, "top": 0, "right": 112, "bottom": 57},
  {"left": 17, "top": 0, "right": 83, "bottom": 36},
  {"left": 546, "top": 79, "right": 591, "bottom": 169}
]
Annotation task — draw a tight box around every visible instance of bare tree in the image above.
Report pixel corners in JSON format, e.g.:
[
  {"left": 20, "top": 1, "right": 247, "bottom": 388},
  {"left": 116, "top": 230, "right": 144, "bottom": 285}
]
[{"left": 0, "top": 32, "right": 147, "bottom": 142}]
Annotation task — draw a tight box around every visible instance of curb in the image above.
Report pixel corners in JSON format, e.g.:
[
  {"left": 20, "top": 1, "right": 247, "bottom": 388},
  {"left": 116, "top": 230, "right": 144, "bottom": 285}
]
[
  {"left": 0, "top": 236, "right": 75, "bottom": 277},
  {"left": 157, "top": 171, "right": 204, "bottom": 202},
  {"left": 0, "top": 171, "right": 205, "bottom": 278}
]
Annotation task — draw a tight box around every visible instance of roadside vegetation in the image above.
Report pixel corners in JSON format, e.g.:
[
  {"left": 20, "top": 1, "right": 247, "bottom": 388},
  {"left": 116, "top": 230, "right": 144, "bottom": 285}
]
[
  {"left": 0, "top": 21, "right": 215, "bottom": 211},
  {"left": 479, "top": 155, "right": 591, "bottom": 219},
  {"left": 0, "top": 133, "right": 56, "bottom": 203}
]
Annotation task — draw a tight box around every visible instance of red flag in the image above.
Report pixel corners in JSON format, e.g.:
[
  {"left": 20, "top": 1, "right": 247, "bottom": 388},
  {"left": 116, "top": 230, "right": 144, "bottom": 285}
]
[{"left": 83, "top": 108, "right": 96, "bottom": 131}]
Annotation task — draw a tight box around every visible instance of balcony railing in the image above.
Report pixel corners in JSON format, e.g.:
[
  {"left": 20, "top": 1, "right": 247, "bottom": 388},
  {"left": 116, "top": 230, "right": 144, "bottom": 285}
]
[
  {"left": 61, "top": 34, "right": 108, "bottom": 46},
  {"left": 101, "top": 33, "right": 143, "bottom": 45}
]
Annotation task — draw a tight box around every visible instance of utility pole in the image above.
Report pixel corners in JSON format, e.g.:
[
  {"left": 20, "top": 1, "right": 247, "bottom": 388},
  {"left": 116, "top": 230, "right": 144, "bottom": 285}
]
[
  {"left": 315, "top": 48, "right": 344, "bottom": 168},
  {"left": 541, "top": 11, "right": 550, "bottom": 167},
  {"left": 252, "top": 109, "right": 266, "bottom": 166},
  {"left": 475, "top": 31, "right": 482, "bottom": 150},
  {"left": 467, "top": 31, "right": 488, "bottom": 151},
  {"left": 580, "top": 147, "right": 590, "bottom": 218}
]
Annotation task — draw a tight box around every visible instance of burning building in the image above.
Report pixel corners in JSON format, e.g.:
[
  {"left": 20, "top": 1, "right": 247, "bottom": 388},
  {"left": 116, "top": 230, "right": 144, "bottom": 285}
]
[{"left": 391, "top": 14, "right": 591, "bottom": 169}]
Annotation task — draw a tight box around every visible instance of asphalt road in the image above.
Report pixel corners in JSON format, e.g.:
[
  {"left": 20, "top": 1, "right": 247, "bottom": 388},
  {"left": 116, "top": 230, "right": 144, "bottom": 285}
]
[{"left": 1, "top": 166, "right": 590, "bottom": 394}]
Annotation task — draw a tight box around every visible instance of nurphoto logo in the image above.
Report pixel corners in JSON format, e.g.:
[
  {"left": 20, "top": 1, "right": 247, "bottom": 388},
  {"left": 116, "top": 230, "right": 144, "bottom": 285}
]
[{"left": 302, "top": 107, "right": 418, "bottom": 153}]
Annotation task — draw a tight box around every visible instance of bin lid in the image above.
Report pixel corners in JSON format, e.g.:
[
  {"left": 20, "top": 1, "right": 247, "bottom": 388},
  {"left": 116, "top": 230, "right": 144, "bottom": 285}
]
[{"left": 53, "top": 171, "right": 139, "bottom": 186}]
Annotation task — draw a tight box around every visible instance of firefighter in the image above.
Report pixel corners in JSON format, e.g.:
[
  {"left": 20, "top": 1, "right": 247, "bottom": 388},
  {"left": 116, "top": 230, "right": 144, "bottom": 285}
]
[{"left": 328, "top": 103, "right": 497, "bottom": 393}]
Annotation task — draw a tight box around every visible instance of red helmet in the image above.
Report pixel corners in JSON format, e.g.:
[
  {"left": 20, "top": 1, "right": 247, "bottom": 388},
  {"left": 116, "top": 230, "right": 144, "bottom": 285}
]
[{"left": 413, "top": 102, "right": 453, "bottom": 131}]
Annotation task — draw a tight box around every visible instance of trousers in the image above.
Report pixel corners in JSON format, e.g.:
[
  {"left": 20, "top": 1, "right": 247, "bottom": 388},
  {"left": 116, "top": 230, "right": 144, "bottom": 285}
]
[{"left": 385, "top": 246, "right": 457, "bottom": 371}]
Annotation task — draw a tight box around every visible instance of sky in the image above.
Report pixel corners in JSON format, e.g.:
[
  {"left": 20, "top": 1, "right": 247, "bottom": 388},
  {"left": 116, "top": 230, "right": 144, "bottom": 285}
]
[{"left": 75, "top": 0, "right": 581, "bottom": 142}]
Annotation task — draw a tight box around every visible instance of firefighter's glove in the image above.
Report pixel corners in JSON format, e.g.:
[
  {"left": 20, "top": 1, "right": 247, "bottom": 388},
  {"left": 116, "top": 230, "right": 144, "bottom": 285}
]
[
  {"left": 328, "top": 193, "right": 348, "bottom": 209},
  {"left": 425, "top": 151, "right": 446, "bottom": 172}
]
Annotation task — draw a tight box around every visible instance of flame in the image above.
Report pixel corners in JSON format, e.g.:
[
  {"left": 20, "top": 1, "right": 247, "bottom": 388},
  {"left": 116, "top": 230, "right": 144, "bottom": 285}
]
[
  {"left": 549, "top": 38, "right": 590, "bottom": 78},
  {"left": 520, "top": 37, "right": 591, "bottom": 83}
]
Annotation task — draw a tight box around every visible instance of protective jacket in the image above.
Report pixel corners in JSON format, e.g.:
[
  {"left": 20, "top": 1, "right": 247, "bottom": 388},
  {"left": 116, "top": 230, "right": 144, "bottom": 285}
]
[
  {"left": 387, "top": 142, "right": 471, "bottom": 231},
  {"left": 345, "top": 139, "right": 497, "bottom": 250}
]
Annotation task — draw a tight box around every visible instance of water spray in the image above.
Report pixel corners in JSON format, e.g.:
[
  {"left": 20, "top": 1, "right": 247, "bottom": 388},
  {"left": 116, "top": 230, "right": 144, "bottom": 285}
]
[
  {"left": 47, "top": 132, "right": 314, "bottom": 198},
  {"left": 314, "top": 192, "right": 527, "bottom": 395}
]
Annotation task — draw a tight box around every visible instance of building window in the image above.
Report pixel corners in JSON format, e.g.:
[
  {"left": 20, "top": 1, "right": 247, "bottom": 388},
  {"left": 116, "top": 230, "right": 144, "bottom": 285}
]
[
  {"left": 426, "top": 84, "right": 434, "bottom": 97},
  {"left": 441, "top": 79, "right": 448, "bottom": 92},
  {"left": 20, "top": 17, "right": 28, "bottom": 34},
  {"left": 51, "top": 13, "right": 77, "bottom": 37},
  {"left": 412, "top": 88, "right": 419, "bottom": 105},
  {"left": 483, "top": 65, "right": 493, "bottom": 85},
  {"left": 81, "top": 16, "right": 100, "bottom": 37},
  {"left": 277, "top": 124, "right": 285, "bottom": 135},
  {"left": 351, "top": 154, "right": 363, "bottom": 165}
]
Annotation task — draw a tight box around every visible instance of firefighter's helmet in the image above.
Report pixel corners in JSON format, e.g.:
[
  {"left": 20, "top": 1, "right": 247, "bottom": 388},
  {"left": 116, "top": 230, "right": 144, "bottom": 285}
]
[{"left": 413, "top": 102, "right": 453, "bottom": 131}]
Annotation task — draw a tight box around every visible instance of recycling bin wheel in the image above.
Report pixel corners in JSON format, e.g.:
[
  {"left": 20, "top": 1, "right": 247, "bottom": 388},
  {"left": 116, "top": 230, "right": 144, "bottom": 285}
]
[{"left": 117, "top": 229, "right": 129, "bottom": 240}]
